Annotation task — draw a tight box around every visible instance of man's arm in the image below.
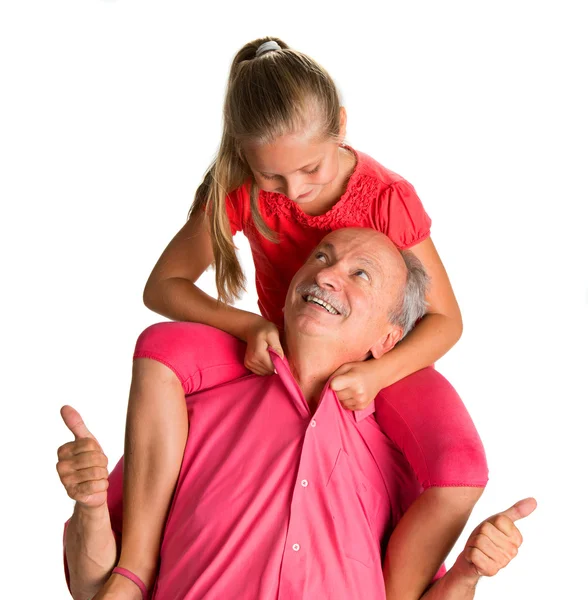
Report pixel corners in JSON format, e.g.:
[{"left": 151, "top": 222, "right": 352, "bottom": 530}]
[
  {"left": 57, "top": 406, "right": 121, "bottom": 599},
  {"left": 416, "top": 497, "right": 537, "bottom": 600},
  {"left": 422, "top": 498, "right": 537, "bottom": 600},
  {"left": 64, "top": 503, "right": 118, "bottom": 600}
]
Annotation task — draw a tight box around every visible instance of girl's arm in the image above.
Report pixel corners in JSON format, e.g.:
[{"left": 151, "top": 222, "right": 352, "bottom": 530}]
[
  {"left": 373, "top": 236, "right": 462, "bottom": 387},
  {"left": 330, "top": 236, "right": 462, "bottom": 408},
  {"left": 143, "top": 211, "right": 281, "bottom": 374},
  {"left": 375, "top": 367, "right": 488, "bottom": 600},
  {"left": 143, "top": 212, "right": 262, "bottom": 340}
]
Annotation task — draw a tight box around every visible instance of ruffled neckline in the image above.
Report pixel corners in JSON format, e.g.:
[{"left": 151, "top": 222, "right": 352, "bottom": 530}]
[{"left": 259, "top": 145, "right": 378, "bottom": 230}]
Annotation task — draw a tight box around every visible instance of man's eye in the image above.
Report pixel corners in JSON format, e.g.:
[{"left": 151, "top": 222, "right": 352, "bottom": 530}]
[
  {"left": 315, "top": 252, "right": 327, "bottom": 262},
  {"left": 354, "top": 270, "right": 369, "bottom": 280}
]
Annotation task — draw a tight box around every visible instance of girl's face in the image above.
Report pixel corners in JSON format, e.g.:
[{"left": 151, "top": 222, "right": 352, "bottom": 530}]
[{"left": 243, "top": 109, "right": 347, "bottom": 206}]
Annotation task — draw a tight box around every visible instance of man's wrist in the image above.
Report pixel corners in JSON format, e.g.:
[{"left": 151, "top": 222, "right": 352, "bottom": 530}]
[
  {"left": 446, "top": 554, "right": 481, "bottom": 591},
  {"left": 74, "top": 501, "right": 111, "bottom": 528}
]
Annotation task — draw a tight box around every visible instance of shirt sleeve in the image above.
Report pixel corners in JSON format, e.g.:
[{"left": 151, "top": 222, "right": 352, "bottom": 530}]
[
  {"left": 376, "top": 180, "right": 432, "bottom": 249},
  {"left": 375, "top": 367, "right": 489, "bottom": 488},
  {"left": 133, "top": 322, "right": 249, "bottom": 395}
]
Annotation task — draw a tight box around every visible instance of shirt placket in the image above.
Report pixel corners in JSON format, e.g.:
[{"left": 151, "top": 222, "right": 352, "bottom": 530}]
[{"left": 275, "top": 377, "right": 341, "bottom": 599}]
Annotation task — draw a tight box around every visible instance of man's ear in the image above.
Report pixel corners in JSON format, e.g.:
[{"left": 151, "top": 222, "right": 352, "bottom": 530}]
[{"left": 370, "top": 325, "right": 403, "bottom": 359}]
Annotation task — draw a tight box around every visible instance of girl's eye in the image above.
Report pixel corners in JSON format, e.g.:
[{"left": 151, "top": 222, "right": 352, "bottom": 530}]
[
  {"left": 260, "top": 173, "right": 279, "bottom": 181},
  {"left": 354, "top": 270, "right": 369, "bottom": 281},
  {"left": 305, "top": 165, "right": 320, "bottom": 175}
]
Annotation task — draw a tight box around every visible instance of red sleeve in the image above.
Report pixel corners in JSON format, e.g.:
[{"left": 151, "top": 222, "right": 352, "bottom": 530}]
[
  {"left": 376, "top": 180, "right": 432, "bottom": 249},
  {"left": 133, "top": 322, "right": 249, "bottom": 394},
  {"left": 375, "top": 367, "right": 488, "bottom": 488}
]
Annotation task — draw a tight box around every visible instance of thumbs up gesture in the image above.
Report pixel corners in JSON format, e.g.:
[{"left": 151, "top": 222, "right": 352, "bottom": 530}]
[
  {"left": 56, "top": 405, "right": 109, "bottom": 509},
  {"left": 455, "top": 497, "right": 537, "bottom": 580}
]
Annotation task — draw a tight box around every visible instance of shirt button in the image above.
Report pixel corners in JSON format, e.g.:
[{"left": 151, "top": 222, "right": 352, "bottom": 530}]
[
  {"left": 301, "top": 479, "right": 308, "bottom": 487},
  {"left": 292, "top": 543, "right": 300, "bottom": 552},
  {"left": 310, "top": 420, "right": 317, "bottom": 427}
]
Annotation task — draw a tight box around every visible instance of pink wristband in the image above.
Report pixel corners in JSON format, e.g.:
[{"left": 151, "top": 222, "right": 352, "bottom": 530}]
[{"left": 112, "top": 567, "right": 149, "bottom": 600}]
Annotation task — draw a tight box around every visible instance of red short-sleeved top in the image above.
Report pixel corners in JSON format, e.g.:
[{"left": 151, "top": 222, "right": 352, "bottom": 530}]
[{"left": 226, "top": 146, "right": 431, "bottom": 328}]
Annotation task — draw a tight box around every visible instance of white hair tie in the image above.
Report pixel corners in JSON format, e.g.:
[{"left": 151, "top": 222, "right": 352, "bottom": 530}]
[{"left": 256, "top": 41, "right": 281, "bottom": 58}]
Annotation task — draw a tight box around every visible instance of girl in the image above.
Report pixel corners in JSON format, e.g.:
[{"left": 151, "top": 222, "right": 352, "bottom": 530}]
[{"left": 95, "top": 37, "right": 487, "bottom": 599}]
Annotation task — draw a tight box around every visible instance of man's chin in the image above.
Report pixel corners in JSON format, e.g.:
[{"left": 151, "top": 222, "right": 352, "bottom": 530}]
[{"left": 290, "top": 313, "right": 336, "bottom": 336}]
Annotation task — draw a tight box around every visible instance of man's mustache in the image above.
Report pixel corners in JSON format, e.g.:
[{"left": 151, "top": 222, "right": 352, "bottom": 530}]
[{"left": 295, "top": 282, "right": 349, "bottom": 317}]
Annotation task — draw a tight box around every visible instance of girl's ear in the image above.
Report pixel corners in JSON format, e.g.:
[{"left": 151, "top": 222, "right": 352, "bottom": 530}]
[
  {"left": 370, "top": 326, "right": 403, "bottom": 359},
  {"left": 339, "top": 106, "right": 347, "bottom": 140}
]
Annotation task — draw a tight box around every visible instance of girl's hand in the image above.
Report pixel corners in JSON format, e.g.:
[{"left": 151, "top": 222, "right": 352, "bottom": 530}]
[
  {"left": 244, "top": 317, "right": 284, "bottom": 376},
  {"left": 330, "top": 360, "right": 383, "bottom": 411}
]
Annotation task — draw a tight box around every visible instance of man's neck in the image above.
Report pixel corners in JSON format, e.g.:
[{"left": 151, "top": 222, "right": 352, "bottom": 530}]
[{"left": 284, "top": 330, "right": 363, "bottom": 411}]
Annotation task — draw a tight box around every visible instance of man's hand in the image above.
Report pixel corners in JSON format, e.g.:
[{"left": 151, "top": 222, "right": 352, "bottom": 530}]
[
  {"left": 454, "top": 497, "right": 537, "bottom": 582},
  {"left": 56, "top": 405, "right": 109, "bottom": 509},
  {"left": 330, "top": 360, "right": 382, "bottom": 410},
  {"left": 244, "top": 317, "right": 284, "bottom": 376}
]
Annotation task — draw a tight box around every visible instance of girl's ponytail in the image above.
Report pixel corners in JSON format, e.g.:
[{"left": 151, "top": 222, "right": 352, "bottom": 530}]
[{"left": 189, "top": 135, "right": 248, "bottom": 305}]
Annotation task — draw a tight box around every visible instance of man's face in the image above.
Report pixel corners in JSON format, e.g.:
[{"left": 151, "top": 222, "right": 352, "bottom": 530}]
[{"left": 284, "top": 228, "right": 406, "bottom": 360}]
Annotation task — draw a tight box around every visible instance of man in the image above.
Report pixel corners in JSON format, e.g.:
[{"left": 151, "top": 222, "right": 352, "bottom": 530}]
[{"left": 58, "top": 228, "right": 535, "bottom": 599}]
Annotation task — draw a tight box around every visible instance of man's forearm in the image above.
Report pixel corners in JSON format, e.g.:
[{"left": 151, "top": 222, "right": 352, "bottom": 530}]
[
  {"left": 420, "top": 563, "right": 480, "bottom": 600},
  {"left": 64, "top": 502, "right": 118, "bottom": 600}
]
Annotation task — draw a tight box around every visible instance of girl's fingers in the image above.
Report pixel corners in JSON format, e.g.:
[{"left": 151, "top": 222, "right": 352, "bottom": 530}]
[
  {"left": 334, "top": 389, "right": 354, "bottom": 402},
  {"left": 266, "top": 330, "right": 284, "bottom": 359},
  {"left": 245, "top": 356, "right": 273, "bottom": 376}
]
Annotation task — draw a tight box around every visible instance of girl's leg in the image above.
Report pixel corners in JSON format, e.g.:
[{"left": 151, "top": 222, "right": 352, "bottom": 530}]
[
  {"left": 91, "top": 355, "right": 187, "bottom": 600},
  {"left": 375, "top": 367, "right": 488, "bottom": 598},
  {"left": 117, "top": 358, "right": 188, "bottom": 591}
]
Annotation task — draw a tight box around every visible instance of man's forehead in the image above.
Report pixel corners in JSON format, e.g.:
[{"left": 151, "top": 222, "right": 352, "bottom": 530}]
[{"left": 316, "top": 238, "right": 387, "bottom": 273}]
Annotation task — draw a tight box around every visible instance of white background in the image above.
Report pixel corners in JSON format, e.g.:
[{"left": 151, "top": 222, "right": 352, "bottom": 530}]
[{"left": 2, "top": 1, "right": 587, "bottom": 598}]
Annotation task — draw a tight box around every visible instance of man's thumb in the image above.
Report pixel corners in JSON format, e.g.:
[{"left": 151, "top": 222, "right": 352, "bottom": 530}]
[
  {"left": 500, "top": 497, "right": 537, "bottom": 522},
  {"left": 60, "top": 405, "right": 96, "bottom": 442}
]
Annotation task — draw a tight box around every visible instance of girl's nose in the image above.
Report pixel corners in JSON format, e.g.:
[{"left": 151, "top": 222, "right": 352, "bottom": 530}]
[{"left": 284, "top": 175, "right": 307, "bottom": 200}]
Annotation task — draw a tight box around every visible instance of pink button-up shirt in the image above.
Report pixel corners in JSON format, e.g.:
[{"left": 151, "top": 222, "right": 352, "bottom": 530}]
[
  {"left": 64, "top": 322, "right": 488, "bottom": 598},
  {"left": 152, "top": 350, "right": 421, "bottom": 599}
]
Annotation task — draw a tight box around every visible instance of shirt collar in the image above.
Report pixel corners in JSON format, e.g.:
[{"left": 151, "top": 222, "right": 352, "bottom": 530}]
[{"left": 269, "top": 350, "right": 375, "bottom": 423}]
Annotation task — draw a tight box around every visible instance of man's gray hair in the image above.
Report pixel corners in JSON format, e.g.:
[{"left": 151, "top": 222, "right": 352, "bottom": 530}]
[{"left": 388, "top": 250, "right": 430, "bottom": 340}]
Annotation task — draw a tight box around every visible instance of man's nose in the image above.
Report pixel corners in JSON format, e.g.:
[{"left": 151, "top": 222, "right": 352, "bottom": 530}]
[{"left": 315, "top": 265, "right": 343, "bottom": 291}]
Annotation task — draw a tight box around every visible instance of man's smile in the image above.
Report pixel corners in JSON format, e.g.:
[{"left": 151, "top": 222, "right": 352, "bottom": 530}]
[{"left": 304, "top": 294, "right": 341, "bottom": 315}]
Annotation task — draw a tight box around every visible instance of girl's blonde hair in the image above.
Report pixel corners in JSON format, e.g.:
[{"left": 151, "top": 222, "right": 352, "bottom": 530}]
[{"left": 189, "top": 36, "right": 342, "bottom": 304}]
